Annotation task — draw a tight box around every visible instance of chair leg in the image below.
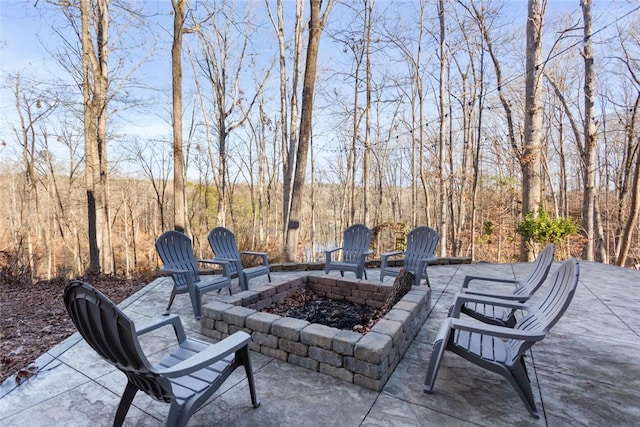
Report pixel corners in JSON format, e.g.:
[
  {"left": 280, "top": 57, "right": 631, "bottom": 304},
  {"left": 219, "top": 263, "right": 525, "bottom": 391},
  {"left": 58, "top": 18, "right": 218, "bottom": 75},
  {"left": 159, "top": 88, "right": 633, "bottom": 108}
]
[
  {"left": 166, "top": 288, "right": 178, "bottom": 313},
  {"left": 190, "top": 287, "right": 202, "bottom": 320},
  {"left": 113, "top": 381, "right": 138, "bottom": 427},
  {"left": 423, "top": 339, "right": 446, "bottom": 393},
  {"left": 237, "top": 347, "right": 261, "bottom": 408},
  {"left": 166, "top": 401, "right": 191, "bottom": 427},
  {"left": 507, "top": 360, "right": 539, "bottom": 419}
]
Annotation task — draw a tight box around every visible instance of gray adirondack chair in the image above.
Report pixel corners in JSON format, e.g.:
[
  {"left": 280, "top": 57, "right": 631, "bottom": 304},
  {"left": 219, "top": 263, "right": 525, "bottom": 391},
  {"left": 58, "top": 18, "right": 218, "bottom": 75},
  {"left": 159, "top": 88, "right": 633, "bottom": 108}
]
[
  {"left": 155, "top": 230, "right": 232, "bottom": 320},
  {"left": 325, "top": 224, "right": 373, "bottom": 280},
  {"left": 207, "top": 227, "right": 271, "bottom": 292},
  {"left": 424, "top": 258, "right": 579, "bottom": 418},
  {"left": 64, "top": 281, "right": 260, "bottom": 427},
  {"left": 379, "top": 226, "right": 440, "bottom": 286},
  {"left": 456, "top": 243, "right": 555, "bottom": 327}
]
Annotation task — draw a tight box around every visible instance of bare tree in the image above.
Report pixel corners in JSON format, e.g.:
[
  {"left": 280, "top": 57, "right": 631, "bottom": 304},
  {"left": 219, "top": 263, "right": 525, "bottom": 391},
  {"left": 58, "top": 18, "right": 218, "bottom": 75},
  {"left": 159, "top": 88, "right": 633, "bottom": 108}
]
[
  {"left": 78, "top": 0, "right": 114, "bottom": 274},
  {"left": 286, "top": 0, "right": 334, "bottom": 261},
  {"left": 194, "top": 0, "right": 272, "bottom": 227},
  {"left": 437, "top": 0, "right": 448, "bottom": 257},
  {"left": 171, "top": 0, "right": 189, "bottom": 233},
  {"left": 266, "top": 0, "right": 305, "bottom": 245},
  {"left": 520, "top": 0, "right": 546, "bottom": 260},
  {"left": 579, "top": 0, "right": 601, "bottom": 261},
  {"left": 614, "top": 18, "right": 640, "bottom": 266}
]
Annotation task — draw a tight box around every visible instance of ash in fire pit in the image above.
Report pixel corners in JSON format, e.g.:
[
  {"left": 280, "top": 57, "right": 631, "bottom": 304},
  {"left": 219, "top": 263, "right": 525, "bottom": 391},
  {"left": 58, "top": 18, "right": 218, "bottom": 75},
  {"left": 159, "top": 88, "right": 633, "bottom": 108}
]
[{"left": 262, "top": 288, "right": 380, "bottom": 332}]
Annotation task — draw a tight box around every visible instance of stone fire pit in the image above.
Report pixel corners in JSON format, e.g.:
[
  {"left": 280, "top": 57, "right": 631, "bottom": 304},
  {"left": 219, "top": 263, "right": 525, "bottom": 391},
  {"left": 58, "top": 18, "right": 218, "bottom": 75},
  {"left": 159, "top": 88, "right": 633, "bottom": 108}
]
[{"left": 201, "top": 274, "right": 430, "bottom": 391}]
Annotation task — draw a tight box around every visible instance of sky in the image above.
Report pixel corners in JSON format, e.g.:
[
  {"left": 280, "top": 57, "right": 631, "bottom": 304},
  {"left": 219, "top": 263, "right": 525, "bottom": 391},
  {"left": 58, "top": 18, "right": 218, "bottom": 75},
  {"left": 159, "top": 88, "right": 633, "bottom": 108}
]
[{"left": 1, "top": 0, "right": 638, "bottom": 173}]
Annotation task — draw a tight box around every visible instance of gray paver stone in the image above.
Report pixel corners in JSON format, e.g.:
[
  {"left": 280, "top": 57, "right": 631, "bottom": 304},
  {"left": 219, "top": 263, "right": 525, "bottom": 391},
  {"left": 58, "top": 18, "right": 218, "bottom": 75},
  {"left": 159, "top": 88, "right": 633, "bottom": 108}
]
[
  {"left": 354, "top": 332, "right": 392, "bottom": 363},
  {"left": 201, "top": 301, "right": 234, "bottom": 320},
  {"left": 252, "top": 331, "right": 279, "bottom": 348},
  {"left": 320, "top": 363, "right": 354, "bottom": 383},
  {"left": 288, "top": 354, "right": 319, "bottom": 371},
  {"left": 309, "top": 346, "right": 343, "bottom": 367},
  {"left": 300, "top": 324, "right": 339, "bottom": 349},
  {"left": 221, "top": 306, "right": 256, "bottom": 327},
  {"left": 369, "top": 319, "right": 403, "bottom": 346},
  {"left": 279, "top": 338, "right": 309, "bottom": 356},
  {"left": 271, "top": 317, "right": 310, "bottom": 340},
  {"left": 333, "top": 330, "right": 363, "bottom": 355},
  {"left": 344, "top": 356, "right": 389, "bottom": 379},
  {"left": 246, "top": 312, "right": 281, "bottom": 333}
]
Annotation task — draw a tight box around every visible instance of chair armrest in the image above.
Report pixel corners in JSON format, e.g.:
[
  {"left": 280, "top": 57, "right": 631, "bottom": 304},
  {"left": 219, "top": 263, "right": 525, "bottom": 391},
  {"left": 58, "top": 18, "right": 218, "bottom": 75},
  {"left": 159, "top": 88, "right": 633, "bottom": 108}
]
[
  {"left": 197, "top": 258, "right": 231, "bottom": 267},
  {"left": 159, "top": 265, "right": 190, "bottom": 275},
  {"left": 325, "top": 247, "right": 342, "bottom": 263},
  {"left": 136, "top": 314, "right": 187, "bottom": 343},
  {"left": 324, "top": 247, "right": 342, "bottom": 255},
  {"left": 240, "top": 251, "right": 269, "bottom": 265},
  {"left": 198, "top": 258, "right": 232, "bottom": 278},
  {"left": 159, "top": 265, "right": 195, "bottom": 289},
  {"left": 381, "top": 251, "right": 404, "bottom": 258},
  {"left": 449, "top": 318, "right": 546, "bottom": 341},
  {"left": 358, "top": 249, "right": 373, "bottom": 262},
  {"left": 461, "top": 275, "right": 520, "bottom": 289},
  {"left": 450, "top": 292, "right": 528, "bottom": 318},
  {"left": 155, "top": 331, "right": 251, "bottom": 377},
  {"left": 381, "top": 251, "right": 403, "bottom": 269},
  {"left": 462, "top": 289, "right": 529, "bottom": 301}
]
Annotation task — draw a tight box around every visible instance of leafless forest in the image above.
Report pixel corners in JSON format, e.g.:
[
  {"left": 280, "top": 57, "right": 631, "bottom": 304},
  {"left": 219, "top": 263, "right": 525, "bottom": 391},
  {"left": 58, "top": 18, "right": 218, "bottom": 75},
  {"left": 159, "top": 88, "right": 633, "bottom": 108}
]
[{"left": 1, "top": 0, "right": 639, "bottom": 282}]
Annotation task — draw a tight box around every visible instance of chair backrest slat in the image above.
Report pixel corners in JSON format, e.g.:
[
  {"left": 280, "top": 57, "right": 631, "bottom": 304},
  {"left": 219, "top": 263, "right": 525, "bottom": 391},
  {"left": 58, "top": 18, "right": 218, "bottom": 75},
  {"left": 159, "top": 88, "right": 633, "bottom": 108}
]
[
  {"left": 518, "top": 243, "right": 555, "bottom": 296},
  {"left": 64, "top": 281, "right": 172, "bottom": 401},
  {"left": 508, "top": 258, "right": 579, "bottom": 359},
  {"left": 342, "top": 224, "right": 372, "bottom": 263},
  {"left": 155, "top": 231, "right": 200, "bottom": 289},
  {"left": 403, "top": 227, "right": 439, "bottom": 270},
  {"left": 208, "top": 227, "right": 241, "bottom": 259}
]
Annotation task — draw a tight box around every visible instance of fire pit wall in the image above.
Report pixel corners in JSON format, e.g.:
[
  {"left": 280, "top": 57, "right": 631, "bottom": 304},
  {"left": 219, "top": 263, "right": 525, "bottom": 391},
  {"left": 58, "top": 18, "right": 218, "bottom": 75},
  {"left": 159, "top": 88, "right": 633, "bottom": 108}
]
[{"left": 200, "top": 275, "right": 430, "bottom": 391}]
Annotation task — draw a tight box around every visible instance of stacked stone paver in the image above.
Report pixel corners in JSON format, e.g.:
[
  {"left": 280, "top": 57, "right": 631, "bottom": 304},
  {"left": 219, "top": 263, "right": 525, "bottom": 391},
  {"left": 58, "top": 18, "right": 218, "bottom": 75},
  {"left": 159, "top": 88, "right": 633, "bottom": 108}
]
[{"left": 201, "top": 275, "right": 430, "bottom": 391}]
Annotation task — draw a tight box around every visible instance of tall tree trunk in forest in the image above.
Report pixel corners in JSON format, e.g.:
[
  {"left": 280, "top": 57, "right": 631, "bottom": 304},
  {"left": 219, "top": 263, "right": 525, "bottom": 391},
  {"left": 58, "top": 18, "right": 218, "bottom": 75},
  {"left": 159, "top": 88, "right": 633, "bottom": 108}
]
[
  {"left": 286, "top": 0, "right": 333, "bottom": 261},
  {"left": 437, "top": 0, "right": 447, "bottom": 257},
  {"left": 363, "top": 0, "right": 373, "bottom": 226},
  {"left": 80, "top": 0, "right": 114, "bottom": 274},
  {"left": 616, "top": 93, "right": 640, "bottom": 266},
  {"left": 271, "top": 0, "right": 304, "bottom": 244},
  {"left": 521, "top": 0, "right": 545, "bottom": 261},
  {"left": 580, "top": 0, "right": 599, "bottom": 261},
  {"left": 172, "top": 0, "right": 188, "bottom": 233}
]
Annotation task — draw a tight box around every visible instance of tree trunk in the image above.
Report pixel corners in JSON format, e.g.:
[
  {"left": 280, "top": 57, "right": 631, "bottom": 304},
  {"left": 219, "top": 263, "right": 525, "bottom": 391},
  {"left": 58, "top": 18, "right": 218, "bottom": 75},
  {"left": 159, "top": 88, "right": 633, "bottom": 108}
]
[
  {"left": 280, "top": 0, "right": 304, "bottom": 245},
  {"left": 521, "top": 0, "right": 545, "bottom": 261},
  {"left": 363, "top": 0, "right": 373, "bottom": 226},
  {"left": 581, "top": 0, "right": 597, "bottom": 261},
  {"left": 172, "top": 0, "right": 188, "bottom": 233},
  {"left": 437, "top": 0, "right": 447, "bottom": 257},
  {"left": 80, "top": 0, "right": 113, "bottom": 274},
  {"left": 286, "top": 0, "right": 333, "bottom": 261}
]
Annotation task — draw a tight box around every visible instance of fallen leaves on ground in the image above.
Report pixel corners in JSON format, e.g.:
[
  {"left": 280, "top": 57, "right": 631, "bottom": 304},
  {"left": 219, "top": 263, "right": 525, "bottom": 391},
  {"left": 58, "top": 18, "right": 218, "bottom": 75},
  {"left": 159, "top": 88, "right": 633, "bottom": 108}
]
[{"left": 0, "top": 274, "right": 146, "bottom": 384}]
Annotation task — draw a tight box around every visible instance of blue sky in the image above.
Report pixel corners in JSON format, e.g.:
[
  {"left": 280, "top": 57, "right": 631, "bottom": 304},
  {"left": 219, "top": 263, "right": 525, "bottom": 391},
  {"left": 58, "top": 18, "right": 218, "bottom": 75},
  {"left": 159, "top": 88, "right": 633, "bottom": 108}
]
[{"left": 1, "top": 0, "right": 638, "bottom": 173}]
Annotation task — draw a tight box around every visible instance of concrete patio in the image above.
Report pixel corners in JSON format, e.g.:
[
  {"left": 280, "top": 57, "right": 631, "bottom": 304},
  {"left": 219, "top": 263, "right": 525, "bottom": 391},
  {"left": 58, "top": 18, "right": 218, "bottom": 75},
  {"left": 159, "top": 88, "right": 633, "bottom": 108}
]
[{"left": 1, "top": 260, "right": 639, "bottom": 426}]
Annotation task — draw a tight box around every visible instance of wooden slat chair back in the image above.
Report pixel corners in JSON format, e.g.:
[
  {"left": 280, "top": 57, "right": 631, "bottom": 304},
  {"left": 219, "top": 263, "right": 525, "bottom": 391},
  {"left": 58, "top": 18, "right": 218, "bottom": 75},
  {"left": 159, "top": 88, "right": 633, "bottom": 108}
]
[
  {"left": 424, "top": 258, "right": 579, "bottom": 418},
  {"left": 64, "top": 281, "right": 260, "bottom": 427},
  {"left": 380, "top": 226, "right": 439, "bottom": 286},
  {"left": 325, "top": 224, "right": 373, "bottom": 280},
  {"left": 207, "top": 227, "right": 271, "bottom": 291}
]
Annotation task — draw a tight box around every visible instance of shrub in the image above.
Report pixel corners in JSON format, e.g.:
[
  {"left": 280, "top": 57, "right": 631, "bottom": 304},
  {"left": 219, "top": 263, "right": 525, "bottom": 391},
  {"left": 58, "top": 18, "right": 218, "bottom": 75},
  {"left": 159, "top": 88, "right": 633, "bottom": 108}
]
[{"left": 516, "top": 207, "right": 578, "bottom": 248}]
